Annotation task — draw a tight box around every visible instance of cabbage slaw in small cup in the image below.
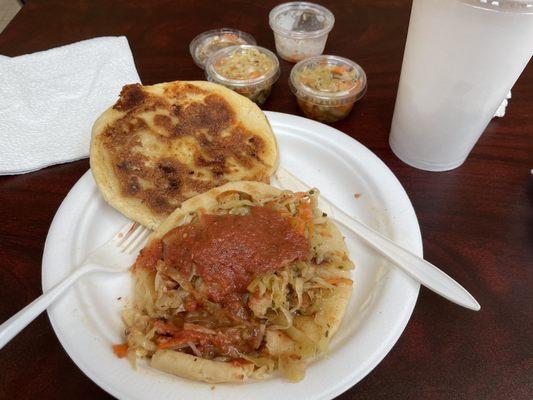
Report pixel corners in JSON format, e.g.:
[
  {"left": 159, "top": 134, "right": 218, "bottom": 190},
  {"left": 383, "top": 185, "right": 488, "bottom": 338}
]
[
  {"left": 289, "top": 55, "right": 367, "bottom": 123},
  {"left": 190, "top": 28, "right": 257, "bottom": 69},
  {"left": 205, "top": 45, "right": 280, "bottom": 105}
]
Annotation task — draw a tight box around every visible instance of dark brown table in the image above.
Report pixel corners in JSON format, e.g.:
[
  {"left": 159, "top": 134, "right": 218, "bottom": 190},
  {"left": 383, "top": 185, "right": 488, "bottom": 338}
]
[{"left": 0, "top": 0, "right": 531, "bottom": 399}]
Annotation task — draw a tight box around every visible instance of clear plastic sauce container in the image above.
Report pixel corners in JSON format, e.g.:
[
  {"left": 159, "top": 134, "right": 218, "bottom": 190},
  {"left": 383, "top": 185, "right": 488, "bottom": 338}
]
[
  {"left": 205, "top": 45, "right": 280, "bottom": 105},
  {"left": 190, "top": 28, "right": 256, "bottom": 69},
  {"left": 289, "top": 55, "right": 367, "bottom": 123},
  {"left": 269, "top": 2, "right": 334, "bottom": 62}
]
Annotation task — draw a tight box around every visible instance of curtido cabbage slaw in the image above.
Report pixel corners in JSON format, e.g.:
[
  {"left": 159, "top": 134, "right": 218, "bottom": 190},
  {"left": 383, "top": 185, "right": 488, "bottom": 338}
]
[{"left": 117, "top": 189, "right": 353, "bottom": 382}]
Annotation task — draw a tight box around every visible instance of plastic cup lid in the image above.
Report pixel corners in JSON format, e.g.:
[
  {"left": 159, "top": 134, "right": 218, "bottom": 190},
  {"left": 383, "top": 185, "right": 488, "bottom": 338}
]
[{"left": 189, "top": 28, "right": 256, "bottom": 69}]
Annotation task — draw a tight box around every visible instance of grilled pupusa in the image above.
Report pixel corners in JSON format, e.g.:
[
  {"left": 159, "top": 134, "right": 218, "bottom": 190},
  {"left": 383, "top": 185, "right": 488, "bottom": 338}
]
[{"left": 90, "top": 81, "right": 278, "bottom": 229}]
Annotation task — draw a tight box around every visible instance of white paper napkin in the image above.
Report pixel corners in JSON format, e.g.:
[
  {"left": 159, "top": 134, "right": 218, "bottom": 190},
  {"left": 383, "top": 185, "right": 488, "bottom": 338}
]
[{"left": 0, "top": 36, "right": 141, "bottom": 175}]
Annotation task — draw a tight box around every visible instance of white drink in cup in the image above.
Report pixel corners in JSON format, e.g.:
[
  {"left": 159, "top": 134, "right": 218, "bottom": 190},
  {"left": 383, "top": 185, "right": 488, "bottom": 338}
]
[{"left": 389, "top": 0, "right": 533, "bottom": 171}]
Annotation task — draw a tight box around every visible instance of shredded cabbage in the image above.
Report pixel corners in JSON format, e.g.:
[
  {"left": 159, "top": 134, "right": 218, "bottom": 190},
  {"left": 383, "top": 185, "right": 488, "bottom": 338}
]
[
  {"left": 121, "top": 188, "right": 353, "bottom": 382},
  {"left": 278, "top": 355, "right": 306, "bottom": 382}
]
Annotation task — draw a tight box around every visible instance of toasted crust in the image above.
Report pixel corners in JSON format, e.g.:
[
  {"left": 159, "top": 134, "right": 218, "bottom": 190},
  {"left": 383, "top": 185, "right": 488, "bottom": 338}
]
[
  {"left": 139, "top": 181, "right": 352, "bottom": 383},
  {"left": 151, "top": 350, "right": 254, "bottom": 383},
  {"left": 153, "top": 181, "right": 283, "bottom": 239},
  {"left": 90, "top": 81, "right": 278, "bottom": 229}
]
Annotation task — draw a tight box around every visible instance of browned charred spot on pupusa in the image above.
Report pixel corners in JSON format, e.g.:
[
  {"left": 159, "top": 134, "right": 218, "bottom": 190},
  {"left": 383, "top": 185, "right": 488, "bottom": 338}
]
[
  {"left": 158, "top": 162, "right": 176, "bottom": 174},
  {"left": 156, "top": 159, "right": 187, "bottom": 182},
  {"left": 249, "top": 135, "right": 265, "bottom": 156},
  {"left": 163, "top": 82, "right": 209, "bottom": 99},
  {"left": 217, "top": 127, "right": 264, "bottom": 168},
  {"left": 181, "top": 83, "right": 209, "bottom": 94},
  {"left": 114, "top": 84, "right": 146, "bottom": 112},
  {"left": 153, "top": 114, "right": 173, "bottom": 131},
  {"left": 126, "top": 176, "right": 141, "bottom": 195},
  {"left": 167, "top": 178, "right": 180, "bottom": 190},
  {"left": 171, "top": 104, "right": 182, "bottom": 116},
  {"left": 195, "top": 153, "right": 229, "bottom": 177},
  {"left": 102, "top": 118, "right": 146, "bottom": 151},
  {"left": 144, "top": 188, "right": 176, "bottom": 214},
  {"left": 174, "top": 94, "right": 235, "bottom": 136}
]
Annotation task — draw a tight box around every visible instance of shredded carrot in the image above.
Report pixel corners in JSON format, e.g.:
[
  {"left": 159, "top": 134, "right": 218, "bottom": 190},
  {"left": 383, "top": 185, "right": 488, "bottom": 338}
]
[
  {"left": 263, "top": 200, "right": 276, "bottom": 208},
  {"left": 157, "top": 330, "right": 227, "bottom": 350},
  {"left": 222, "top": 33, "right": 239, "bottom": 41},
  {"left": 153, "top": 320, "right": 181, "bottom": 335},
  {"left": 291, "top": 217, "right": 306, "bottom": 235},
  {"left": 158, "top": 338, "right": 186, "bottom": 349},
  {"left": 112, "top": 343, "right": 129, "bottom": 358},
  {"left": 249, "top": 70, "right": 262, "bottom": 78},
  {"left": 230, "top": 358, "right": 253, "bottom": 367},
  {"left": 278, "top": 209, "right": 293, "bottom": 218},
  {"left": 289, "top": 217, "right": 303, "bottom": 234},
  {"left": 330, "top": 65, "right": 348, "bottom": 74},
  {"left": 325, "top": 277, "right": 353, "bottom": 286},
  {"left": 297, "top": 202, "right": 313, "bottom": 221}
]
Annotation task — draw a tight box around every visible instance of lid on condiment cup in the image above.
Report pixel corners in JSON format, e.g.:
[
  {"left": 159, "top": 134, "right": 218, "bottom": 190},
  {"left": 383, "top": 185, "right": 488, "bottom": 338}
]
[
  {"left": 289, "top": 55, "right": 367, "bottom": 105},
  {"left": 189, "top": 28, "right": 256, "bottom": 69},
  {"left": 269, "top": 2, "right": 335, "bottom": 39},
  {"left": 205, "top": 45, "right": 280, "bottom": 88}
]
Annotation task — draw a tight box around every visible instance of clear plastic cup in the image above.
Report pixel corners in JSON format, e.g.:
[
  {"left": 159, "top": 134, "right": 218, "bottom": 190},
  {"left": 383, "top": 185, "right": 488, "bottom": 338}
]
[
  {"left": 289, "top": 55, "right": 367, "bottom": 123},
  {"left": 269, "top": 2, "right": 335, "bottom": 63},
  {"left": 205, "top": 45, "right": 280, "bottom": 105},
  {"left": 389, "top": 0, "right": 533, "bottom": 171},
  {"left": 189, "top": 28, "right": 256, "bottom": 69}
]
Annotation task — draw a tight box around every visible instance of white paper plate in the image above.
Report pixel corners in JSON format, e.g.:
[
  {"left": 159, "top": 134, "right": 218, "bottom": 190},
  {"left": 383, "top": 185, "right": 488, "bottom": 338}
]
[{"left": 42, "top": 111, "right": 421, "bottom": 400}]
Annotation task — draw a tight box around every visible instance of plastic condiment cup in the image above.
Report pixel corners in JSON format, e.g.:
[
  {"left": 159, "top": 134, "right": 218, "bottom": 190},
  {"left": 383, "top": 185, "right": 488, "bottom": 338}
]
[
  {"left": 269, "top": 2, "right": 334, "bottom": 62},
  {"left": 189, "top": 28, "right": 256, "bottom": 69},
  {"left": 289, "top": 55, "right": 367, "bottom": 123},
  {"left": 205, "top": 45, "right": 280, "bottom": 106}
]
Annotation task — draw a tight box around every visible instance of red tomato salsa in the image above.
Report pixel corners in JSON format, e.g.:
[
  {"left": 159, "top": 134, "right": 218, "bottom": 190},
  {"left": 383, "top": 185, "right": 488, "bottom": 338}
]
[{"left": 161, "top": 206, "right": 310, "bottom": 302}]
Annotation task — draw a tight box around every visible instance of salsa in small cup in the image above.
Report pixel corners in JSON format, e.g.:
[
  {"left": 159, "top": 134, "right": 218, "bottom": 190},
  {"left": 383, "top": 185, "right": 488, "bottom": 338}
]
[
  {"left": 205, "top": 45, "right": 280, "bottom": 105},
  {"left": 190, "top": 28, "right": 256, "bottom": 69},
  {"left": 289, "top": 55, "right": 367, "bottom": 123}
]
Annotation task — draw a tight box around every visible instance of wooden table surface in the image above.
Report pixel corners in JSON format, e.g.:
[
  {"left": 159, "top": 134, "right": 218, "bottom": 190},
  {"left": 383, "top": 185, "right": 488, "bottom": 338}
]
[{"left": 0, "top": 0, "right": 531, "bottom": 399}]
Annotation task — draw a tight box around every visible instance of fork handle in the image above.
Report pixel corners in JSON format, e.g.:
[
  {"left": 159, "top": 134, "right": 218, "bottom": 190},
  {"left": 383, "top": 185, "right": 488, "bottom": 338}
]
[{"left": 0, "top": 264, "right": 96, "bottom": 350}]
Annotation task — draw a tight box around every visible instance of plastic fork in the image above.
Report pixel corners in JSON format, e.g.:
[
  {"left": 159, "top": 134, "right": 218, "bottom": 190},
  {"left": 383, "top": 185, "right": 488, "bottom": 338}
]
[
  {"left": 0, "top": 221, "right": 151, "bottom": 350},
  {"left": 273, "top": 167, "right": 481, "bottom": 311}
]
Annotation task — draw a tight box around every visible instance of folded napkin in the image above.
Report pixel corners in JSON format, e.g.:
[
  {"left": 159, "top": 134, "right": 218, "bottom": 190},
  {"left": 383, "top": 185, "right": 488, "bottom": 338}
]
[{"left": 0, "top": 36, "right": 141, "bottom": 175}]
